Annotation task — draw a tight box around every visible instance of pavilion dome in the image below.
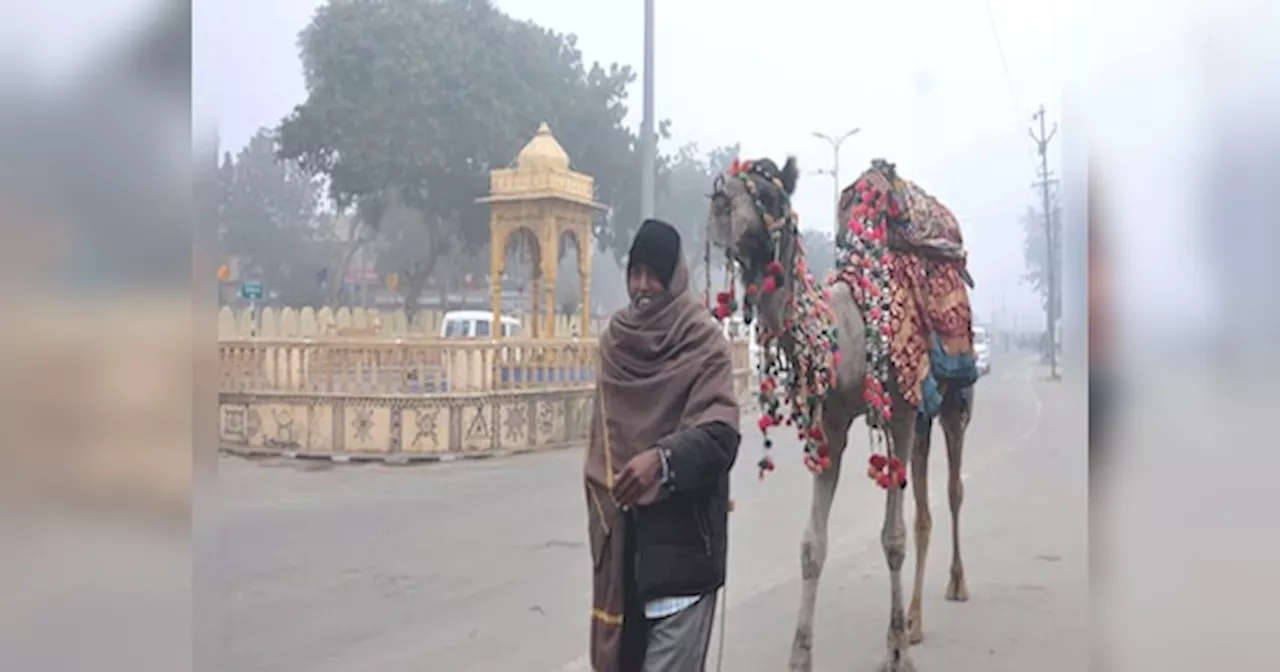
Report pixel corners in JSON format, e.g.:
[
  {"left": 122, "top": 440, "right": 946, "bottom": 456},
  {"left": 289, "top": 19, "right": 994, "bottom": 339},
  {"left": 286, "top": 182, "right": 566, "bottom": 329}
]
[{"left": 515, "top": 122, "right": 570, "bottom": 171}]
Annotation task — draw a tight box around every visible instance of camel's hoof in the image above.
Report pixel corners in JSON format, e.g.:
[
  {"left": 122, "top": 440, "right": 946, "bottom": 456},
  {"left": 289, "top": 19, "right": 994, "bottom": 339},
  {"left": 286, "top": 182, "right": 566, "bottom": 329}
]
[
  {"left": 788, "top": 631, "right": 813, "bottom": 671},
  {"left": 907, "top": 620, "right": 924, "bottom": 645},
  {"left": 787, "top": 650, "right": 812, "bottom": 672},
  {"left": 876, "top": 650, "right": 918, "bottom": 672},
  {"left": 945, "top": 575, "right": 970, "bottom": 602}
]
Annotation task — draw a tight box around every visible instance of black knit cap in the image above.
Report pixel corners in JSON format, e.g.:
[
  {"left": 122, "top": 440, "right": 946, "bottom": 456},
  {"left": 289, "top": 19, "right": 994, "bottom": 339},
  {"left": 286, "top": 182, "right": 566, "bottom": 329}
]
[{"left": 627, "top": 218, "right": 682, "bottom": 288}]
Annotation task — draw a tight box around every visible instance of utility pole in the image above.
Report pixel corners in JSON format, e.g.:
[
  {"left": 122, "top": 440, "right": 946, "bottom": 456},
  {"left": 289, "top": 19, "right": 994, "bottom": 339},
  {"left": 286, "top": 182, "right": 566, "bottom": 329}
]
[
  {"left": 813, "top": 167, "right": 838, "bottom": 235},
  {"left": 1029, "top": 105, "right": 1059, "bottom": 380},
  {"left": 812, "top": 128, "right": 860, "bottom": 240},
  {"left": 639, "top": 0, "right": 656, "bottom": 221}
]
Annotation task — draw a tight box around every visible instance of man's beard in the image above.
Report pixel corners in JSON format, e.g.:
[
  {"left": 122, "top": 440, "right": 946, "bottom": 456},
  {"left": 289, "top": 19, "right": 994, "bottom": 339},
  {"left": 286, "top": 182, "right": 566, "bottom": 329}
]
[{"left": 631, "top": 293, "right": 655, "bottom": 309}]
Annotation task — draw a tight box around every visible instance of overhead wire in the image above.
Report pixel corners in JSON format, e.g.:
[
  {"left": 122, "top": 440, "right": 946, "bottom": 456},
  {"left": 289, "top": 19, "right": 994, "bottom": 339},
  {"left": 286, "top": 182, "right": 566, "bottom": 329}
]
[{"left": 982, "top": 0, "right": 1024, "bottom": 127}]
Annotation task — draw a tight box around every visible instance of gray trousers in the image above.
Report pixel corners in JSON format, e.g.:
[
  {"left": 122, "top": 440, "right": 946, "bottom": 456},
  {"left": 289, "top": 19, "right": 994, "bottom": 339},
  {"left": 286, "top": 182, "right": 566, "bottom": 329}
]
[{"left": 642, "top": 595, "right": 717, "bottom": 672}]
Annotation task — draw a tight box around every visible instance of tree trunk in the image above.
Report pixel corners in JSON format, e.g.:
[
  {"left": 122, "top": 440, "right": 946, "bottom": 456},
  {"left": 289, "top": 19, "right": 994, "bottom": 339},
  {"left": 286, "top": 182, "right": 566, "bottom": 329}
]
[
  {"left": 402, "top": 272, "right": 425, "bottom": 328},
  {"left": 330, "top": 219, "right": 368, "bottom": 307},
  {"left": 400, "top": 248, "right": 442, "bottom": 330}
]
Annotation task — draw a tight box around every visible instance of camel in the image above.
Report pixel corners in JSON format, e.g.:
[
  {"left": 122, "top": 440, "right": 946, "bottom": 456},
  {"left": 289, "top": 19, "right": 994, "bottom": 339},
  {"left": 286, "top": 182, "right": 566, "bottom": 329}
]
[{"left": 706, "top": 156, "right": 976, "bottom": 671}]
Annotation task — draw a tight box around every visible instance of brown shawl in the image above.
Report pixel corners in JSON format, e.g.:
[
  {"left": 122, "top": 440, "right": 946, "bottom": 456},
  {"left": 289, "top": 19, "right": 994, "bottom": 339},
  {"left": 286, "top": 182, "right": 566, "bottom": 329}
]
[{"left": 584, "top": 257, "right": 740, "bottom": 672}]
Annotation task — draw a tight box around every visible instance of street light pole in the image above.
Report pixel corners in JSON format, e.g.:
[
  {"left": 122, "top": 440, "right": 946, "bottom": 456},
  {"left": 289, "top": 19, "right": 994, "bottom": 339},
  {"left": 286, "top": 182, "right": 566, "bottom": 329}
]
[
  {"left": 640, "top": 0, "right": 656, "bottom": 221},
  {"left": 813, "top": 167, "right": 837, "bottom": 238},
  {"left": 812, "top": 128, "right": 860, "bottom": 239}
]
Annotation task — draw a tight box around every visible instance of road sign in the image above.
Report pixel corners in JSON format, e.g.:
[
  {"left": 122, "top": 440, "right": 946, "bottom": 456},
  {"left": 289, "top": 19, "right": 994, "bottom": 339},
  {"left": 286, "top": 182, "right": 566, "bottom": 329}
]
[{"left": 239, "top": 280, "right": 264, "bottom": 301}]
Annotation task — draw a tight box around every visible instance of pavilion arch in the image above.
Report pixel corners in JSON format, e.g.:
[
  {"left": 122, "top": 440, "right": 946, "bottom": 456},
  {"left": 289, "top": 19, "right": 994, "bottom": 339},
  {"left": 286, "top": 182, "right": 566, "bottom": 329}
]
[
  {"left": 498, "top": 225, "right": 544, "bottom": 333},
  {"left": 561, "top": 227, "right": 589, "bottom": 281}
]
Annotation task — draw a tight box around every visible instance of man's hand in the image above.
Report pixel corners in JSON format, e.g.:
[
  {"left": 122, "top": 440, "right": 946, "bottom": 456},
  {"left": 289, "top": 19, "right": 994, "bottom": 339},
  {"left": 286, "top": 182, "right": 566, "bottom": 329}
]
[{"left": 614, "top": 448, "right": 663, "bottom": 507}]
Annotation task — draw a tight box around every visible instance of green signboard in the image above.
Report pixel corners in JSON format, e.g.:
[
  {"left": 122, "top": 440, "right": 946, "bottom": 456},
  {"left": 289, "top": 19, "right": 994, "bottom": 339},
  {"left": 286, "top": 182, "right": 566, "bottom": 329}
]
[{"left": 239, "top": 280, "right": 264, "bottom": 301}]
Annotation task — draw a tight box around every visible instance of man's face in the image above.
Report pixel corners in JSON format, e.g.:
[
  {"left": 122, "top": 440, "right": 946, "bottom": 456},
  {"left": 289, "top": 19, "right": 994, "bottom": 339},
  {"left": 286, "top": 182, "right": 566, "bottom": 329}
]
[{"left": 627, "top": 263, "right": 665, "bottom": 309}]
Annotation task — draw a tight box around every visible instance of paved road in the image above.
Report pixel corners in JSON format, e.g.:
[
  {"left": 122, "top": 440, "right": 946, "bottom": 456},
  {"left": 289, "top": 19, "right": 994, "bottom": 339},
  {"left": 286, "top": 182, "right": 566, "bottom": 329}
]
[{"left": 217, "top": 354, "right": 1086, "bottom": 672}]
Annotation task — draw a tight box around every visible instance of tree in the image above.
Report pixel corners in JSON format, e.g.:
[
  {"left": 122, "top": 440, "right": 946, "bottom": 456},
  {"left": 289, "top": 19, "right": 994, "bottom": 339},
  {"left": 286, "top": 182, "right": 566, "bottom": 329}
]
[
  {"left": 654, "top": 142, "right": 742, "bottom": 292},
  {"left": 370, "top": 199, "right": 488, "bottom": 316},
  {"left": 800, "top": 228, "right": 836, "bottom": 281},
  {"left": 1021, "top": 199, "right": 1062, "bottom": 317},
  {"left": 217, "top": 128, "right": 331, "bottom": 306},
  {"left": 276, "top": 0, "right": 642, "bottom": 316},
  {"left": 704, "top": 145, "right": 740, "bottom": 175}
]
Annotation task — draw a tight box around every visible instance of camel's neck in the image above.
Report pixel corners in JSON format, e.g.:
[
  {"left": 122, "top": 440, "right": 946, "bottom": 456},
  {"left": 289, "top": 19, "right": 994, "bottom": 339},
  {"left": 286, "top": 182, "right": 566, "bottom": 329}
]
[
  {"left": 756, "top": 287, "right": 793, "bottom": 338},
  {"left": 757, "top": 286, "right": 802, "bottom": 372},
  {"left": 754, "top": 230, "right": 800, "bottom": 358}
]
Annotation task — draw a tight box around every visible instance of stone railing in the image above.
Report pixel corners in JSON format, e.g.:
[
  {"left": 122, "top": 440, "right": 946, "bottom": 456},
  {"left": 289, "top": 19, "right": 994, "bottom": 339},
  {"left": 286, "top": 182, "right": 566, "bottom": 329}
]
[
  {"left": 218, "top": 337, "right": 754, "bottom": 461},
  {"left": 217, "top": 305, "right": 610, "bottom": 340}
]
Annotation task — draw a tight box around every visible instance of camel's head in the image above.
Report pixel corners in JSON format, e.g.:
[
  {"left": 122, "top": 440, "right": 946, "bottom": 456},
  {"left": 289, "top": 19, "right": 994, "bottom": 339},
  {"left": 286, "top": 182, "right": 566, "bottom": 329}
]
[{"left": 706, "top": 156, "right": 800, "bottom": 282}]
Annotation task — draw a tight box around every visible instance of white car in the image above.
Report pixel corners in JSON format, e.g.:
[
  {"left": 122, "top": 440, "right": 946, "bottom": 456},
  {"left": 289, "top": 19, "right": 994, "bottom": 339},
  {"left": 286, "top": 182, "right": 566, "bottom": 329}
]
[
  {"left": 439, "top": 310, "right": 522, "bottom": 339},
  {"left": 973, "top": 325, "right": 992, "bottom": 376}
]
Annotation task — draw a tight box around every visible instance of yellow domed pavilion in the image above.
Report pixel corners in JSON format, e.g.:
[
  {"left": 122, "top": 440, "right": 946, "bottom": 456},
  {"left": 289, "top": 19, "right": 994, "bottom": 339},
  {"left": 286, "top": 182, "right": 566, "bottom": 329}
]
[{"left": 478, "top": 122, "right": 606, "bottom": 339}]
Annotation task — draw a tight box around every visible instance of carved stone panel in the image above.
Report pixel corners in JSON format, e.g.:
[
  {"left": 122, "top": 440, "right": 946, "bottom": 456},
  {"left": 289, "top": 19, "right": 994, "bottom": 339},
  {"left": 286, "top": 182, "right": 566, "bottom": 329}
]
[
  {"left": 458, "top": 400, "right": 495, "bottom": 453},
  {"left": 304, "top": 403, "right": 332, "bottom": 453},
  {"left": 260, "top": 403, "right": 303, "bottom": 451},
  {"left": 344, "top": 403, "right": 392, "bottom": 453},
  {"left": 403, "top": 404, "right": 448, "bottom": 453},
  {"left": 534, "top": 397, "right": 559, "bottom": 446},
  {"left": 220, "top": 404, "right": 249, "bottom": 444},
  {"left": 497, "top": 399, "right": 533, "bottom": 450}
]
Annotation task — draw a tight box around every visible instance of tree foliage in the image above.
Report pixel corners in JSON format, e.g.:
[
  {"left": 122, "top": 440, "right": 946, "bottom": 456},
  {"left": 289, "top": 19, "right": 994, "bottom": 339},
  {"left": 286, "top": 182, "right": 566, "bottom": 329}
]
[
  {"left": 370, "top": 195, "right": 488, "bottom": 314},
  {"left": 654, "top": 142, "right": 741, "bottom": 284},
  {"left": 217, "top": 128, "right": 331, "bottom": 305},
  {"left": 275, "top": 0, "right": 645, "bottom": 315},
  {"left": 1021, "top": 200, "right": 1062, "bottom": 314},
  {"left": 800, "top": 228, "right": 836, "bottom": 282}
]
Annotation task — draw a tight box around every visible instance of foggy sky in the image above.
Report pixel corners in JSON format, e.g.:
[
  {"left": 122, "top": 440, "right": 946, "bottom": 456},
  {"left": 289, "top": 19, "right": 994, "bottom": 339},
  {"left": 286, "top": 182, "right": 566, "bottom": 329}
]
[{"left": 193, "top": 0, "right": 1076, "bottom": 328}]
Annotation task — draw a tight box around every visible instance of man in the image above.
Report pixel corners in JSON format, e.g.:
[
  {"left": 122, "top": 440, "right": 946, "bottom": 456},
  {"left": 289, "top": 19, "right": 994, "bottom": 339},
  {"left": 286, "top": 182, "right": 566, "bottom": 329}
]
[{"left": 585, "top": 219, "right": 741, "bottom": 672}]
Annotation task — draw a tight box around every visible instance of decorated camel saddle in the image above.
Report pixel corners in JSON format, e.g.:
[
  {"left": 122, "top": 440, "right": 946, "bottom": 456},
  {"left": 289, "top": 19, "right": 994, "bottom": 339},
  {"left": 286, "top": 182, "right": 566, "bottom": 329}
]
[{"left": 837, "top": 158, "right": 978, "bottom": 427}]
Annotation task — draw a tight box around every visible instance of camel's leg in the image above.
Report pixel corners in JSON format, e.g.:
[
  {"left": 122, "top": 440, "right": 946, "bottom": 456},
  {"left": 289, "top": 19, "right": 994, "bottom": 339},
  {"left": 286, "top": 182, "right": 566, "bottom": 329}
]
[
  {"left": 906, "top": 418, "right": 934, "bottom": 645},
  {"left": 941, "top": 389, "right": 973, "bottom": 602},
  {"left": 787, "top": 418, "right": 846, "bottom": 672},
  {"left": 877, "top": 401, "right": 917, "bottom": 672}
]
